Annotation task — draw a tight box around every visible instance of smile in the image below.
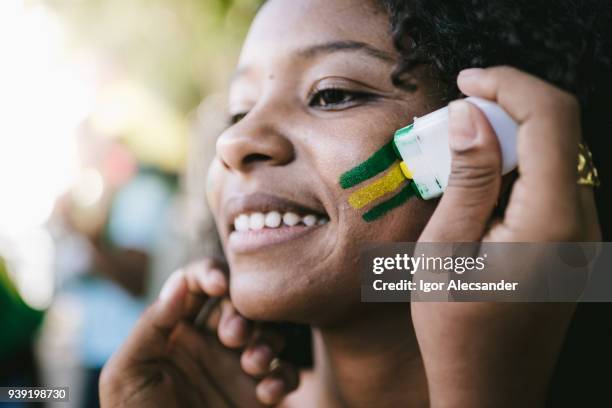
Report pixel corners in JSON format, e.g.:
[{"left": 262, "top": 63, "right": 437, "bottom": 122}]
[
  {"left": 233, "top": 211, "right": 328, "bottom": 231},
  {"left": 225, "top": 193, "right": 330, "bottom": 253}
]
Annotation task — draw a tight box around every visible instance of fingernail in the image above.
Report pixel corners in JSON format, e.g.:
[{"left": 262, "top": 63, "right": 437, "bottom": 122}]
[
  {"left": 159, "top": 270, "right": 184, "bottom": 301},
  {"left": 449, "top": 100, "right": 477, "bottom": 151},
  {"left": 459, "top": 68, "right": 484, "bottom": 78},
  {"left": 228, "top": 316, "right": 247, "bottom": 340},
  {"left": 262, "top": 378, "right": 284, "bottom": 399},
  {"left": 250, "top": 344, "right": 273, "bottom": 368}
]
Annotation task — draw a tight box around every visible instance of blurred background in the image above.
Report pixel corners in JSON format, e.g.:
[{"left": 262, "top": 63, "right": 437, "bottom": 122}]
[{"left": 0, "top": 0, "right": 260, "bottom": 406}]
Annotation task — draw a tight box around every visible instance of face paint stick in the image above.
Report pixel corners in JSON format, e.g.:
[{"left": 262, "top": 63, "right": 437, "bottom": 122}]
[{"left": 394, "top": 96, "right": 518, "bottom": 199}]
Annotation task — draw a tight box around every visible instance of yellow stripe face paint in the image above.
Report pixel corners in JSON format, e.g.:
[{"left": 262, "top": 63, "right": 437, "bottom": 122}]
[
  {"left": 339, "top": 139, "right": 417, "bottom": 222},
  {"left": 348, "top": 163, "right": 406, "bottom": 209}
]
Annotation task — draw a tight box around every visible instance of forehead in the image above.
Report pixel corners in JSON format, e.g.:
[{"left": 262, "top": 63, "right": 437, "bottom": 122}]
[{"left": 239, "top": 0, "right": 395, "bottom": 65}]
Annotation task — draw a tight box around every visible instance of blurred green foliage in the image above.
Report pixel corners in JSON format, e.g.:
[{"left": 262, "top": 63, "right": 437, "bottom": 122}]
[
  {"left": 43, "top": 0, "right": 264, "bottom": 113},
  {"left": 0, "top": 258, "right": 44, "bottom": 358}
]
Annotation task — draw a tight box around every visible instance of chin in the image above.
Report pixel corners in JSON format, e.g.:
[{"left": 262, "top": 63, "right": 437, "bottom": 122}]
[{"left": 228, "top": 264, "right": 360, "bottom": 325}]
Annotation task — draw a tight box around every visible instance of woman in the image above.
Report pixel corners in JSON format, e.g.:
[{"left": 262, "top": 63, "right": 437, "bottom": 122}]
[{"left": 100, "top": 0, "right": 610, "bottom": 406}]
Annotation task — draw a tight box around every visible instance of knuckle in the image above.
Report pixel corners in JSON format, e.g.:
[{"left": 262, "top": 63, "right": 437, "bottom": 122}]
[
  {"left": 449, "top": 159, "right": 499, "bottom": 190},
  {"left": 560, "top": 215, "right": 585, "bottom": 240},
  {"left": 542, "top": 89, "right": 580, "bottom": 119},
  {"left": 557, "top": 89, "right": 579, "bottom": 109},
  {"left": 559, "top": 91, "right": 580, "bottom": 123},
  {"left": 537, "top": 214, "right": 583, "bottom": 241},
  {"left": 492, "top": 65, "right": 519, "bottom": 77},
  {"left": 544, "top": 224, "right": 580, "bottom": 241},
  {"left": 553, "top": 90, "right": 580, "bottom": 113},
  {"left": 489, "top": 65, "right": 523, "bottom": 85}
]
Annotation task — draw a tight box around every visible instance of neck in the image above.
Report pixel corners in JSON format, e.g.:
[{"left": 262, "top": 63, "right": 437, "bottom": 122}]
[{"left": 311, "top": 303, "right": 428, "bottom": 408}]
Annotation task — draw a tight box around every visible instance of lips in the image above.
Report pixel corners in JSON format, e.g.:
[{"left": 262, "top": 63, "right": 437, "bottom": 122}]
[{"left": 224, "top": 192, "right": 330, "bottom": 253}]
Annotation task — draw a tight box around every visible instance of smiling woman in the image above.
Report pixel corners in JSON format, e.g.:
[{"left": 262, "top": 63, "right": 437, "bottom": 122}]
[
  {"left": 210, "top": 0, "right": 438, "bottom": 328},
  {"left": 100, "top": 0, "right": 611, "bottom": 407}
]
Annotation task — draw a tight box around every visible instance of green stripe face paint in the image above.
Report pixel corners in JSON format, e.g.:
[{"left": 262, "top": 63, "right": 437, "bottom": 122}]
[
  {"left": 362, "top": 183, "right": 417, "bottom": 222},
  {"left": 339, "top": 139, "right": 417, "bottom": 222},
  {"left": 339, "top": 141, "right": 397, "bottom": 189}
]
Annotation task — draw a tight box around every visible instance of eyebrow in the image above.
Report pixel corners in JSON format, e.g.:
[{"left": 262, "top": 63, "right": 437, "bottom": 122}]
[
  {"left": 298, "top": 40, "right": 396, "bottom": 63},
  {"left": 230, "top": 40, "right": 395, "bottom": 84}
]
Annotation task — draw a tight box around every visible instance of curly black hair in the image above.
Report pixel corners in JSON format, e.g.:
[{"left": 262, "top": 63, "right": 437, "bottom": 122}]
[{"left": 380, "top": 0, "right": 612, "bottom": 240}]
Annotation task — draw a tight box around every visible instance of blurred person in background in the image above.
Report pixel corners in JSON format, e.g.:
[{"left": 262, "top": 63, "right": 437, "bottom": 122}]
[{"left": 51, "top": 127, "right": 183, "bottom": 407}]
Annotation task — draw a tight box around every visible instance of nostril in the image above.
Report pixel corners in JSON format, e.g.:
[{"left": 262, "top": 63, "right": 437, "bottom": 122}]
[{"left": 242, "top": 153, "right": 271, "bottom": 166}]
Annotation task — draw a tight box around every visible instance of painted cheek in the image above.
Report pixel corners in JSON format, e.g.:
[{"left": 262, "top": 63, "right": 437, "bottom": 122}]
[{"left": 338, "top": 140, "right": 418, "bottom": 222}]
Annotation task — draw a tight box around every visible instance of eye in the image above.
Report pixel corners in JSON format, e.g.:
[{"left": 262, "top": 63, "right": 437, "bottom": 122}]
[{"left": 309, "top": 88, "right": 374, "bottom": 110}]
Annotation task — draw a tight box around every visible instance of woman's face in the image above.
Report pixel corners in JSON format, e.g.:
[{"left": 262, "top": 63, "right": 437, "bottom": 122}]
[{"left": 208, "top": 0, "right": 439, "bottom": 324}]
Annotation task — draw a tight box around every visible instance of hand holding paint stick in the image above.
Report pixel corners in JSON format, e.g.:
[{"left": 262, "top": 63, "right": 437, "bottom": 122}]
[
  {"left": 339, "top": 97, "right": 518, "bottom": 222},
  {"left": 394, "top": 97, "right": 519, "bottom": 200}
]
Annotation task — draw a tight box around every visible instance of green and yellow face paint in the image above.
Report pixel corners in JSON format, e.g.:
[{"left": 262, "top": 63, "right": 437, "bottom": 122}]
[
  {"left": 339, "top": 133, "right": 417, "bottom": 223},
  {"left": 339, "top": 97, "right": 520, "bottom": 222}
]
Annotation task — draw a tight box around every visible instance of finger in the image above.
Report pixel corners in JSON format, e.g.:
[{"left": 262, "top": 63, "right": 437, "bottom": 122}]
[
  {"left": 167, "top": 323, "right": 230, "bottom": 402},
  {"left": 241, "top": 328, "right": 286, "bottom": 377},
  {"left": 419, "top": 99, "right": 501, "bottom": 242},
  {"left": 199, "top": 298, "right": 223, "bottom": 331},
  {"left": 218, "top": 298, "right": 252, "bottom": 348},
  {"left": 181, "top": 259, "right": 229, "bottom": 321},
  {"left": 185, "top": 258, "right": 229, "bottom": 298},
  {"left": 170, "top": 322, "right": 263, "bottom": 408},
  {"left": 457, "top": 67, "right": 580, "bottom": 196},
  {"left": 110, "top": 270, "right": 189, "bottom": 365},
  {"left": 241, "top": 343, "right": 275, "bottom": 377},
  {"left": 256, "top": 362, "right": 300, "bottom": 406},
  {"left": 577, "top": 186, "right": 602, "bottom": 241}
]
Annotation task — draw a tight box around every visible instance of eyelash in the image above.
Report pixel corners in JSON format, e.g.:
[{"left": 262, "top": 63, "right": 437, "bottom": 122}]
[
  {"left": 227, "top": 88, "right": 375, "bottom": 125},
  {"left": 308, "top": 87, "right": 375, "bottom": 110}
]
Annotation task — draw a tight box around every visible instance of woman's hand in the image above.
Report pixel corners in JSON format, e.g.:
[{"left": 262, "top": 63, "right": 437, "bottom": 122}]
[
  {"left": 412, "top": 67, "right": 601, "bottom": 407},
  {"left": 99, "top": 258, "right": 299, "bottom": 407}
]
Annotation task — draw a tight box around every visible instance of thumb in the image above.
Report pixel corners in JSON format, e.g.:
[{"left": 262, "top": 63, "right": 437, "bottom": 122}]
[{"left": 419, "top": 99, "right": 502, "bottom": 242}]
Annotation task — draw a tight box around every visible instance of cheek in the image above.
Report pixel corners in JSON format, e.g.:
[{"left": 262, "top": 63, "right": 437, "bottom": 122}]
[
  {"left": 308, "top": 105, "right": 419, "bottom": 225},
  {"left": 334, "top": 139, "right": 419, "bottom": 226}
]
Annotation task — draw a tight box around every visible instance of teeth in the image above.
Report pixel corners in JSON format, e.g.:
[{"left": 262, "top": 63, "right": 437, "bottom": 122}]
[
  {"left": 235, "top": 214, "right": 249, "bottom": 232},
  {"left": 234, "top": 211, "right": 329, "bottom": 231},
  {"left": 249, "top": 212, "right": 265, "bottom": 230},
  {"left": 264, "top": 211, "right": 281, "bottom": 228},
  {"left": 282, "top": 212, "right": 300, "bottom": 226},
  {"left": 302, "top": 214, "right": 317, "bottom": 227}
]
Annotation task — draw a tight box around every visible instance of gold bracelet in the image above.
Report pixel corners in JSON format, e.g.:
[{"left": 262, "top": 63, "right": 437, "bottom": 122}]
[{"left": 577, "top": 142, "right": 600, "bottom": 187}]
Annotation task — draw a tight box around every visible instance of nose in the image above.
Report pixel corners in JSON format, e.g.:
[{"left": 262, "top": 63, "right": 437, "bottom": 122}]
[{"left": 216, "top": 115, "right": 295, "bottom": 173}]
